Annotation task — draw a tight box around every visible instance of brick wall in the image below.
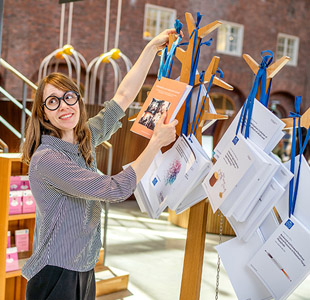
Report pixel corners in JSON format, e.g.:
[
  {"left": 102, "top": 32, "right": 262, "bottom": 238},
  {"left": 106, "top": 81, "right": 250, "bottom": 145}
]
[{"left": 0, "top": 0, "right": 309, "bottom": 133}]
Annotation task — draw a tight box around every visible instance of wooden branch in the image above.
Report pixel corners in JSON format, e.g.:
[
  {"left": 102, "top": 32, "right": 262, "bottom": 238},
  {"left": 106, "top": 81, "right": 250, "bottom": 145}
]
[
  {"left": 243, "top": 54, "right": 259, "bottom": 74},
  {"left": 198, "top": 20, "right": 222, "bottom": 38},
  {"left": 243, "top": 54, "right": 290, "bottom": 101},
  {"left": 282, "top": 108, "right": 310, "bottom": 129},
  {"left": 267, "top": 56, "right": 290, "bottom": 78}
]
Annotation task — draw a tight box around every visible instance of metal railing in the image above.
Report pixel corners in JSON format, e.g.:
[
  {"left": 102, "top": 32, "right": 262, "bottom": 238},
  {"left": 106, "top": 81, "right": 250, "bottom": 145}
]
[{"left": 0, "top": 58, "right": 37, "bottom": 146}]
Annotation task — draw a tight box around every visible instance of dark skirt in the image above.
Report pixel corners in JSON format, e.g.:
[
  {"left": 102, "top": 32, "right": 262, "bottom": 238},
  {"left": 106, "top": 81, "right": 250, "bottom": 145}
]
[{"left": 25, "top": 265, "right": 95, "bottom": 300}]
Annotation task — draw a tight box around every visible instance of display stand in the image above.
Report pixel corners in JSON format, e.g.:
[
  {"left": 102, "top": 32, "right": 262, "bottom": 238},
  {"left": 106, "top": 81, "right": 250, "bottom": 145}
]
[
  {"left": 170, "top": 13, "right": 293, "bottom": 299},
  {"left": 158, "top": 13, "right": 232, "bottom": 300}
]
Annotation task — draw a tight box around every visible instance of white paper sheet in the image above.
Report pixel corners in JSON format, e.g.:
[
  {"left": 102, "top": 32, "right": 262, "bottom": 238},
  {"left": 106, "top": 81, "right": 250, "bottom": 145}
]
[
  {"left": 249, "top": 215, "right": 310, "bottom": 300},
  {"left": 216, "top": 232, "right": 272, "bottom": 300},
  {"left": 214, "top": 99, "right": 285, "bottom": 160}
]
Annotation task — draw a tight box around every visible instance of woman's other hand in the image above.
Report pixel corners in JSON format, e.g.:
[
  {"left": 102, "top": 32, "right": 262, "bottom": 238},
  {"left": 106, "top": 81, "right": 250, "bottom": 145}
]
[{"left": 150, "top": 111, "right": 178, "bottom": 149}]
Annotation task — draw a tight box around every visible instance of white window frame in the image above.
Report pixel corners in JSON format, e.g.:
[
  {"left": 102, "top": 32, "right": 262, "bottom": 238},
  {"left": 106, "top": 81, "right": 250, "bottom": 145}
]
[
  {"left": 276, "top": 33, "right": 299, "bottom": 67},
  {"left": 143, "top": 4, "right": 176, "bottom": 40},
  {"left": 216, "top": 21, "right": 244, "bottom": 57}
]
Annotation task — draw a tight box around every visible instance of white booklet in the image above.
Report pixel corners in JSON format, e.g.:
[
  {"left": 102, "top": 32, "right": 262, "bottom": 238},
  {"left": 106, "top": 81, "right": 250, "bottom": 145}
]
[
  {"left": 249, "top": 215, "right": 310, "bottom": 300},
  {"left": 202, "top": 134, "right": 257, "bottom": 213},
  {"left": 214, "top": 98, "right": 285, "bottom": 160},
  {"left": 231, "top": 139, "right": 280, "bottom": 222},
  {"left": 150, "top": 135, "right": 196, "bottom": 210},
  {"left": 216, "top": 231, "right": 273, "bottom": 300},
  {"left": 275, "top": 155, "right": 310, "bottom": 230},
  {"left": 167, "top": 134, "right": 212, "bottom": 210},
  {"left": 174, "top": 183, "right": 207, "bottom": 214},
  {"left": 134, "top": 152, "right": 166, "bottom": 219},
  {"left": 228, "top": 178, "right": 285, "bottom": 241}
]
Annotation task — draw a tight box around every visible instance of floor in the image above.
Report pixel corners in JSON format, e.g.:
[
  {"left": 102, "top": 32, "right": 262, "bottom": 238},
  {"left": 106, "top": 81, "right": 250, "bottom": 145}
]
[{"left": 98, "top": 200, "right": 310, "bottom": 300}]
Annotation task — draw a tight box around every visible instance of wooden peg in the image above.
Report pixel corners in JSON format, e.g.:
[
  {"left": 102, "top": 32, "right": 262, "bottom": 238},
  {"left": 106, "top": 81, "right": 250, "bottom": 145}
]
[
  {"left": 282, "top": 108, "right": 310, "bottom": 129},
  {"left": 193, "top": 56, "right": 234, "bottom": 91},
  {"left": 128, "top": 112, "right": 138, "bottom": 122},
  {"left": 189, "top": 95, "right": 229, "bottom": 142},
  {"left": 243, "top": 54, "right": 290, "bottom": 101}
]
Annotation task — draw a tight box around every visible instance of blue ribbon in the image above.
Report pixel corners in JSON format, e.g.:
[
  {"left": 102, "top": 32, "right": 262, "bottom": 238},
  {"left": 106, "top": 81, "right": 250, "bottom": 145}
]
[
  {"left": 180, "top": 12, "right": 213, "bottom": 136},
  {"left": 190, "top": 68, "right": 223, "bottom": 136},
  {"left": 157, "top": 20, "right": 183, "bottom": 81},
  {"left": 235, "top": 50, "right": 274, "bottom": 139},
  {"left": 288, "top": 96, "right": 310, "bottom": 216}
]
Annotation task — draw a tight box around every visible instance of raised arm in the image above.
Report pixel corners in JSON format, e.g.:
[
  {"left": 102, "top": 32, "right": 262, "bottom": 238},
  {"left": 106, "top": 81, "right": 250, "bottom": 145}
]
[{"left": 113, "top": 29, "right": 177, "bottom": 111}]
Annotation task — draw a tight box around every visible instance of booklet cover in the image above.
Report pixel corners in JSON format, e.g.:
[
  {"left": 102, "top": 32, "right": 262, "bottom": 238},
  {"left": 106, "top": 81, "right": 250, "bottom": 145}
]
[
  {"left": 275, "top": 155, "right": 310, "bottom": 230},
  {"left": 150, "top": 135, "right": 196, "bottom": 207},
  {"left": 214, "top": 99, "right": 285, "bottom": 160},
  {"left": 249, "top": 215, "right": 310, "bottom": 300},
  {"left": 202, "top": 134, "right": 256, "bottom": 213},
  {"left": 133, "top": 151, "right": 166, "bottom": 219},
  {"left": 131, "top": 77, "right": 192, "bottom": 139},
  {"left": 167, "top": 134, "right": 212, "bottom": 210},
  {"left": 217, "top": 231, "right": 272, "bottom": 300}
]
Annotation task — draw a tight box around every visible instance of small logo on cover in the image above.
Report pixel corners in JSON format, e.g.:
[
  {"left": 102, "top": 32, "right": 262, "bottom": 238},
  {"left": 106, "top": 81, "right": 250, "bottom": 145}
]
[
  {"left": 285, "top": 219, "right": 294, "bottom": 229},
  {"left": 232, "top": 136, "right": 239, "bottom": 145},
  {"left": 152, "top": 177, "right": 158, "bottom": 186}
]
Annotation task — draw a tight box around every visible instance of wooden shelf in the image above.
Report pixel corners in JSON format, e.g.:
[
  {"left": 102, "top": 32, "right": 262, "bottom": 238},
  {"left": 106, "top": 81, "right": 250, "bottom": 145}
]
[
  {"left": 0, "top": 153, "right": 22, "bottom": 162},
  {"left": 0, "top": 155, "right": 32, "bottom": 300},
  {"left": 8, "top": 213, "right": 35, "bottom": 221},
  {"left": 5, "top": 258, "right": 28, "bottom": 279}
]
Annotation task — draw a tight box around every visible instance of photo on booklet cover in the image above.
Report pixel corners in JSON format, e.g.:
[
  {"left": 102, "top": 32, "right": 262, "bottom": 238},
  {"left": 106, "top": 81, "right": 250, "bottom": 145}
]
[{"left": 138, "top": 98, "right": 171, "bottom": 130}]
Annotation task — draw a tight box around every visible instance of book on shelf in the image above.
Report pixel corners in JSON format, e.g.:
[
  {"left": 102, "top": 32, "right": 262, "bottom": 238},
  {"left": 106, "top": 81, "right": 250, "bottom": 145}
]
[{"left": 130, "top": 77, "right": 192, "bottom": 139}]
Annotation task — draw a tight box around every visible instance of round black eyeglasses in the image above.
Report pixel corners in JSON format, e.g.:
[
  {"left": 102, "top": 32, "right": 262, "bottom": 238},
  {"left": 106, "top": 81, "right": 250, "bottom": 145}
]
[{"left": 43, "top": 90, "right": 80, "bottom": 111}]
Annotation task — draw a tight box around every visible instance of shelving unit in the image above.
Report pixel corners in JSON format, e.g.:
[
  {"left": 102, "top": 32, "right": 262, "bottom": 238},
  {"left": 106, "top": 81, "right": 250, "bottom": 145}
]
[{"left": 0, "top": 153, "right": 34, "bottom": 300}]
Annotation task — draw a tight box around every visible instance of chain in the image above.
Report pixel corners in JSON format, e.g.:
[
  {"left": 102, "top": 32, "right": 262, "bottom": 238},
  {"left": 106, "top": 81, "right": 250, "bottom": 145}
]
[{"left": 215, "top": 210, "right": 223, "bottom": 300}]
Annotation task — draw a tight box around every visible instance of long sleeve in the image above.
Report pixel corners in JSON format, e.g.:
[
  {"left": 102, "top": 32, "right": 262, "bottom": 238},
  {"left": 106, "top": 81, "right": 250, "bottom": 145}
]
[
  {"left": 88, "top": 99, "right": 125, "bottom": 147},
  {"left": 34, "top": 148, "right": 136, "bottom": 203}
]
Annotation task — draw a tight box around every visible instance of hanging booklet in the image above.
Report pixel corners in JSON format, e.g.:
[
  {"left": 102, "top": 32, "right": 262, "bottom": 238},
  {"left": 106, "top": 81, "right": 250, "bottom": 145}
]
[
  {"left": 275, "top": 154, "right": 310, "bottom": 230},
  {"left": 202, "top": 133, "right": 268, "bottom": 213},
  {"left": 130, "top": 77, "right": 192, "bottom": 139},
  {"left": 216, "top": 210, "right": 281, "bottom": 300},
  {"left": 149, "top": 135, "right": 196, "bottom": 209},
  {"left": 123, "top": 152, "right": 166, "bottom": 219},
  {"left": 228, "top": 153, "right": 293, "bottom": 241},
  {"left": 214, "top": 98, "right": 285, "bottom": 160},
  {"left": 217, "top": 231, "right": 273, "bottom": 300},
  {"left": 248, "top": 215, "right": 310, "bottom": 300},
  {"left": 166, "top": 134, "right": 212, "bottom": 211},
  {"left": 230, "top": 138, "right": 280, "bottom": 222}
]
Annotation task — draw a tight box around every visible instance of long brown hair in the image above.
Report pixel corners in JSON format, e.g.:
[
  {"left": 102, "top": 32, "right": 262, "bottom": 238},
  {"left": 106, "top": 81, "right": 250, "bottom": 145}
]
[{"left": 21, "top": 73, "right": 93, "bottom": 166}]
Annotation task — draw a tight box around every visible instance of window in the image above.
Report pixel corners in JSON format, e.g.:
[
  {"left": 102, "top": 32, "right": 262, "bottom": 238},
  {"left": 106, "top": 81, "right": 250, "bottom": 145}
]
[
  {"left": 276, "top": 33, "right": 299, "bottom": 66},
  {"left": 143, "top": 4, "right": 176, "bottom": 40},
  {"left": 210, "top": 93, "right": 235, "bottom": 117},
  {"left": 216, "top": 21, "right": 244, "bottom": 56}
]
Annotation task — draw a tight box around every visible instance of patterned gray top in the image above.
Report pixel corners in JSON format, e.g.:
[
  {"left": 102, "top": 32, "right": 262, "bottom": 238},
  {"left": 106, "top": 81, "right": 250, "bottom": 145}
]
[{"left": 22, "top": 100, "right": 137, "bottom": 280}]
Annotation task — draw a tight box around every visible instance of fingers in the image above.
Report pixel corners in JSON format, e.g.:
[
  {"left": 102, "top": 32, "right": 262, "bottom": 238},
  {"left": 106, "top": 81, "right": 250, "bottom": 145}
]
[
  {"left": 157, "top": 111, "right": 167, "bottom": 125},
  {"left": 170, "top": 119, "right": 178, "bottom": 127}
]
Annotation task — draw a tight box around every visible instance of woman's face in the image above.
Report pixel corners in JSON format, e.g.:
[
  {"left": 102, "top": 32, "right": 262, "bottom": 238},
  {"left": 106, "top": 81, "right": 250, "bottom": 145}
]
[{"left": 43, "top": 83, "right": 80, "bottom": 141}]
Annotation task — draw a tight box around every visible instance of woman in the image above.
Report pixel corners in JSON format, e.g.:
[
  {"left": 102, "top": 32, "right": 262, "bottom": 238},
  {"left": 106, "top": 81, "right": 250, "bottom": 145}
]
[{"left": 21, "top": 29, "right": 178, "bottom": 300}]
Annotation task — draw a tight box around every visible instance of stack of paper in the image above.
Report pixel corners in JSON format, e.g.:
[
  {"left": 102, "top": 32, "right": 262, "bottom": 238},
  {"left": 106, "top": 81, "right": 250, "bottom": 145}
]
[
  {"left": 202, "top": 99, "right": 290, "bottom": 241},
  {"left": 132, "top": 134, "right": 212, "bottom": 219},
  {"left": 249, "top": 215, "right": 310, "bottom": 300}
]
